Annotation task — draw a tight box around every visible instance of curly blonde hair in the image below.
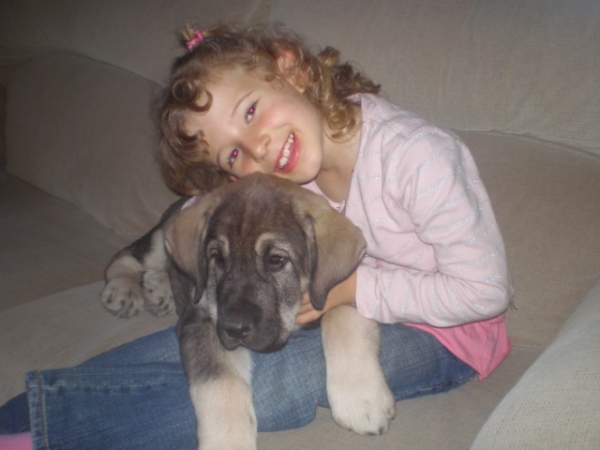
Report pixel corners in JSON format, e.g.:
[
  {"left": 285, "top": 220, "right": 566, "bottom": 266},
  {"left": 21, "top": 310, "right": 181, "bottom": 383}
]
[{"left": 159, "top": 23, "right": 380, "bottom": 196}]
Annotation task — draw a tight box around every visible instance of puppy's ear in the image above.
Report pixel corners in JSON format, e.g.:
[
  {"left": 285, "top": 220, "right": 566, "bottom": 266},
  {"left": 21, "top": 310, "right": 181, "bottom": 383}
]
[
  {"left": 294, "top": 193, "right": 366, "bottom": 310},
  {"left": 163, "top": 195, "right": 219, "bottom": 303}
]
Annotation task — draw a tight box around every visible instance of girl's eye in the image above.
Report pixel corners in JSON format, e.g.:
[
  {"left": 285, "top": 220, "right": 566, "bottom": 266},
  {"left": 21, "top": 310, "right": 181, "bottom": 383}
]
[
  {"left": 228, "top": 148, "right": 240, "bottom": 168},
  {"left": 245, "top": 102, "right": 257, "bottom": 123}
]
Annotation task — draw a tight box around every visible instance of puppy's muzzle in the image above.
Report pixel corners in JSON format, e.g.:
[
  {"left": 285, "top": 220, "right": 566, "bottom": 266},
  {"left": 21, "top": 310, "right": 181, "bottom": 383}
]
[
  {"left": 216, "top": 281, "right": 290, "bottom": 353},
  {"left": 218, "top": 306, "right": 288, "bottom": 352}
]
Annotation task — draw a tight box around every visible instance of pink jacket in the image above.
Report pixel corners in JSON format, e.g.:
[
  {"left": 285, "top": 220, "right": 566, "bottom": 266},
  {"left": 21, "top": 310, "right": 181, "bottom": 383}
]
[{"left": 306, "top": 94, "right": 512, "bottom": 379}]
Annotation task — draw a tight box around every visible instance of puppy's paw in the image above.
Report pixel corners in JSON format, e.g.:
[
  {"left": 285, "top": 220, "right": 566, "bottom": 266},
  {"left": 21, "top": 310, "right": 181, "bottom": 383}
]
[
  {"left": 141, "top": 269, "right": 175, "bottom": 317},
  {"left": 328, "top": 375, "right": 396, "bottom": 436},
  {"left": 100, "top": 276, "right": 144, "bottom": 318}
]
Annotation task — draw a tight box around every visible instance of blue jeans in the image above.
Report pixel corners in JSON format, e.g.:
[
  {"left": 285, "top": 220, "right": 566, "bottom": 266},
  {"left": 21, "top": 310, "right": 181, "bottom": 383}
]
[{"left": 0, "top": 324, "right": 475, "bottom": 450}]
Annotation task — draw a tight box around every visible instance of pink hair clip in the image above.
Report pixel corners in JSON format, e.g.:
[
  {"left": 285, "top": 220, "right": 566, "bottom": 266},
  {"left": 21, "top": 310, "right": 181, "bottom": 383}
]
[{"left": 186, "top": 30, "right": 204, "bottom": 51}]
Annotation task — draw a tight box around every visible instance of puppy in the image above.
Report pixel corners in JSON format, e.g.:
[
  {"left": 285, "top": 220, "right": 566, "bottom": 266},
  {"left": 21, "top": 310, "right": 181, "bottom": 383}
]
[{"left": 101, "top": 173, "right": 395, "bottom": 450}]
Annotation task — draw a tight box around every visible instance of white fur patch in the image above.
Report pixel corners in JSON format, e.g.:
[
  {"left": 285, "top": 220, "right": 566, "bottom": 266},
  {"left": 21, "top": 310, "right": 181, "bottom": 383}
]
[
  {"left": 322, "top": 306, "right": 396, "bottom": 435},
  {"left": 182, "top": 196, "right": 200, "bottom": 210},
  {"left": 189, "top": 375, "right": 256, "bottom": 450}
]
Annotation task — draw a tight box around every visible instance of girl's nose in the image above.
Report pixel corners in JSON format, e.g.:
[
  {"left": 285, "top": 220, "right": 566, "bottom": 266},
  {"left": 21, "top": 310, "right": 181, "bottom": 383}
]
[{"left": 246, "top": 134, "right": 270, "bottom": 161}]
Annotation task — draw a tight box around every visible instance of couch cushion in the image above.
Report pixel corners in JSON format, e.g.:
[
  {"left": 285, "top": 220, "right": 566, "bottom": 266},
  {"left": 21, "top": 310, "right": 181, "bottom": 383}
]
[
  {"left": 5, "top": 53, "right": 178, "bottom": 235},
  {"left": 270, "top": 0, "right": 600, "bottom": 156},
  {"left": 0, "top": 171, "right": 132, "bottom": 309},
  {"left": 462, "top": 132, "right": 600, "bottom": 348},
  {"left": 471, "top": 278, "right": 600, "bottom": 449}
]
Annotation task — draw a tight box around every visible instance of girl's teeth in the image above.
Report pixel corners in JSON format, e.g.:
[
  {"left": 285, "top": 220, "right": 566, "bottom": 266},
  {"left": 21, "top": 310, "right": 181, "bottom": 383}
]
[
  {"left": 278, "top": 151, "right": 289, "bottom": 169},
  {"left": 278, "top": 133, "right": 295, "bottom": 169}
]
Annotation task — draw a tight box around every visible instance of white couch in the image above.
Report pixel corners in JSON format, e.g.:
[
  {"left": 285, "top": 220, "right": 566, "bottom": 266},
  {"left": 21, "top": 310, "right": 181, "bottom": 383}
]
[{"left": 1, "top": 1, "right": 599, "bottom": 448}]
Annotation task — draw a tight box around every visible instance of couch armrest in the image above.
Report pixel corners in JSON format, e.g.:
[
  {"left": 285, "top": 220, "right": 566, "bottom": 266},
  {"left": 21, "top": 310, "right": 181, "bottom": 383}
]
[{"left": 471, "top": 278, "right": 600, "bottom": 449}]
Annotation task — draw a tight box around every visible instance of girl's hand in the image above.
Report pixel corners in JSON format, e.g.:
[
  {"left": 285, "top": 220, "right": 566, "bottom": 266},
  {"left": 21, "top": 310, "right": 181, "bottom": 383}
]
[{"left": 295, "top": 271, "right": 357, "bottom": 325}]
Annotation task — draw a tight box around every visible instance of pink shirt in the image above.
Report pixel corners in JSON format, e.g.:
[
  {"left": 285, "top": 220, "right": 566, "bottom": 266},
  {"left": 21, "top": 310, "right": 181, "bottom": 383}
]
[{"left": 306, "top": 94, "right": 512, "bottom": 379}]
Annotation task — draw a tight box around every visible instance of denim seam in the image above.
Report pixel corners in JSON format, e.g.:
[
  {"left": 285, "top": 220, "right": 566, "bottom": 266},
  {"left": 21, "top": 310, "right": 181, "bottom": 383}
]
[
  {"left": 28, "top": 371, "right": 50, "bottom": 450},
  {"left": 37, "top": 371, "right": 49, "bottom": 450}
]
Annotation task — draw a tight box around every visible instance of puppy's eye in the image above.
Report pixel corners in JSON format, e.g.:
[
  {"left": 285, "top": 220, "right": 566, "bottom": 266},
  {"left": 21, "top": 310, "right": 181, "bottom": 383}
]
[
  {"left": 209, "top": 249, "right": 224, "bottom": 267},
  {"left": 266, "top": 254, "right": 287, "bottom": 271}
]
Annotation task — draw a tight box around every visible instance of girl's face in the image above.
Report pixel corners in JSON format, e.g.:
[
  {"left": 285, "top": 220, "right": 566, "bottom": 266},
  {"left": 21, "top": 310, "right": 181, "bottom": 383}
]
[{"left": 184, "top": 68, "right": 329, "bottom": 184}]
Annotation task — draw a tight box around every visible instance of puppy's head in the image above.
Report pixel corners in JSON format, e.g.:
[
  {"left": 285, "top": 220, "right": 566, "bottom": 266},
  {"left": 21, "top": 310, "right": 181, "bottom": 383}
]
[{"left": 164, "top": 173, "right": 366, "bottom": 352}]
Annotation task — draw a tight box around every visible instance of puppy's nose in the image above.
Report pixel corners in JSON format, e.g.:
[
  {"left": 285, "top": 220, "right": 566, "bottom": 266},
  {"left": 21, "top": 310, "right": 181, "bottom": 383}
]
[{"left": 222, "top": 313, "right": 251, "bottom": 341}]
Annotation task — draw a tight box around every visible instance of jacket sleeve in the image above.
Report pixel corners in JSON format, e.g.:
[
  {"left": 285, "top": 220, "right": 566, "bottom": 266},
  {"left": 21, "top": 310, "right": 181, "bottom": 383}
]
[{"left": 354, "top": 126, "right": 512, "bottom": 327}]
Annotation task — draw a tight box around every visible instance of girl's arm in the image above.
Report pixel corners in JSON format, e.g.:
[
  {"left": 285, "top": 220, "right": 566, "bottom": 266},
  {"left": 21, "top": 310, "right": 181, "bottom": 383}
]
[
  {"left": 354, "top": 127, "right": 512, "bottom": 327},
  {"left": 296, "top": 271, "right": 357, "bottom": 325}
]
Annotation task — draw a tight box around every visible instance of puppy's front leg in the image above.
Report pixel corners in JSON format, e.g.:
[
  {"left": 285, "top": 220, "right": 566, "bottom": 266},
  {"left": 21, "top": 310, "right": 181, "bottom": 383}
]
[
  {"left": 101, "top": 227, "right": 174, "bottom": 318},
  {"left": 321, "top": 305, "right": 396, "bottom": 435},
  {"left": 178, "top": 305, "right": 257, "bottom": 450}
]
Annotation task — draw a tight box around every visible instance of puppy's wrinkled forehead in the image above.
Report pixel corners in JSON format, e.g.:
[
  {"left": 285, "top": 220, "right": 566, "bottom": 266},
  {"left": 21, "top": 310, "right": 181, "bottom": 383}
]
[{"left": 206, "top": 186, "right": 305, "bottom": 252}]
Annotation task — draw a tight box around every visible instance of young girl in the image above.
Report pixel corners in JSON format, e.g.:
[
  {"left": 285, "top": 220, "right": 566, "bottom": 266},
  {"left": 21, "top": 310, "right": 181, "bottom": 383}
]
[{"left": 0, "top": 23, "right": 512, "bottom": 450}]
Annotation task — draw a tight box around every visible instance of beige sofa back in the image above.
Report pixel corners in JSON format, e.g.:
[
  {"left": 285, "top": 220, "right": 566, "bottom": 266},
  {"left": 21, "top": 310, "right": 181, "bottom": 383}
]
[
  {"left": 0, "top": 0, "right": 269, "bottom": 84},
  {"left": 270, "top": 0, "right": 600, "bottom": 156}
]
